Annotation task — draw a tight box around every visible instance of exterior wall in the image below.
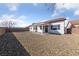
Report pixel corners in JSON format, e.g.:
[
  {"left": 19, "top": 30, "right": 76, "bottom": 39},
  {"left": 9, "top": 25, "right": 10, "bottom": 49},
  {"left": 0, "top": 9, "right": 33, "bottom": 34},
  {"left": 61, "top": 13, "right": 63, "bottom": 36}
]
[
  {"left": 37, "top": 26, "right": 43, "bottom": 33},
  {"left": 29, "top": 26, "right": 34, "bottom": 32},
  {"left": 29, "top": 25, "right": 44, "bottom": 33},
  {"left": 48, "top": 21, "right": 65, "bottom": 34}
]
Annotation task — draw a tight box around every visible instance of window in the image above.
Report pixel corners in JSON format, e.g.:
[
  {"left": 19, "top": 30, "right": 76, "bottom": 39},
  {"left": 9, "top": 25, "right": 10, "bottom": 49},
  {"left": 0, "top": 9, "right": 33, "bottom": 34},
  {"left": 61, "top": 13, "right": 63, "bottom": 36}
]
[
  {"left": 57, "top": 25, "right": 60, "bottom": 29},
  {"left": 33, "top": 26, "right": 37, "bottom": 30},
  {"left": 33, "top": 27, "right": 34, "bottom": 30},
  {"left": 40, "top": 26, "right": 42, "bottom": 30},
  {"left": 51, "top": 25, "right": 60, "bottom": 30},
  {"left": 51, "top": 26, "right": 54, "bottom": 30}
]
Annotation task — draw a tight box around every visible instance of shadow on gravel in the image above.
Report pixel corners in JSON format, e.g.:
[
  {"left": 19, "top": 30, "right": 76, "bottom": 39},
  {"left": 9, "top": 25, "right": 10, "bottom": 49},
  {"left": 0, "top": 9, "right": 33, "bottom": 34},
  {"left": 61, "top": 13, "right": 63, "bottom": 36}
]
[{"left": 0, "top": 32, "right": 30, "bottom": 56}]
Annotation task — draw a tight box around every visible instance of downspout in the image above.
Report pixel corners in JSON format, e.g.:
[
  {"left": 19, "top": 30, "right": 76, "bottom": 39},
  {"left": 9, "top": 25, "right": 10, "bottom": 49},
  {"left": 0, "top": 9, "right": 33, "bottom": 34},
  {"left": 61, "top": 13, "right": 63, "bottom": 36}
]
[{"left": 64, "top": 19, "right": 65, "bottom": 34}]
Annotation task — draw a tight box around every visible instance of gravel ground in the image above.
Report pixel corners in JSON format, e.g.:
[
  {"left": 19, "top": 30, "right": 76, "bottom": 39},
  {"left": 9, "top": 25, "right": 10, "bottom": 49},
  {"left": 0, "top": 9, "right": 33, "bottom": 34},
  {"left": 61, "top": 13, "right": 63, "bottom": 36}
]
[
  {"left": 12, "top": 31, "right": 79, "bottom": 56},
  {"left": 0, "top": 32, "right": 30, "bottom": 56},
  {"left": 0, "top": 31, "right": 79, "bottom": 56}
]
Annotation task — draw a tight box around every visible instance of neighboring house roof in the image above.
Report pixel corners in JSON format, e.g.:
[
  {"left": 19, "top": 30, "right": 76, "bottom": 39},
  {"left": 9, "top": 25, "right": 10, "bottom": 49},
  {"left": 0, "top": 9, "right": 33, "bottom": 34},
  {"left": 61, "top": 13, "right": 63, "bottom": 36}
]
[{"left": 70, "top": 20, "right": 79, "bottom": 25}]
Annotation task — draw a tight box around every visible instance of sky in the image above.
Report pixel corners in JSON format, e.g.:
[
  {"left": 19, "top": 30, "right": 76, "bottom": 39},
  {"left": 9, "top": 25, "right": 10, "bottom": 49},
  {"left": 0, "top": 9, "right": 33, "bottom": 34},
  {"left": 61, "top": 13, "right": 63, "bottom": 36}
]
[{"left": 0, "top": 3, "right": 79, "bottom": 27}]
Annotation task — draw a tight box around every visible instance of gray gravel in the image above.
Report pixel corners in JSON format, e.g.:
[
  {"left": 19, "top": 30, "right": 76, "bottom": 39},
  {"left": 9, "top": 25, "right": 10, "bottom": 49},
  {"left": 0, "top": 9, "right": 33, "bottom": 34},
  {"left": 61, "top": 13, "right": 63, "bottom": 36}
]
[{"left": 0, "top": 32, "right": 30, "bottom": 56}]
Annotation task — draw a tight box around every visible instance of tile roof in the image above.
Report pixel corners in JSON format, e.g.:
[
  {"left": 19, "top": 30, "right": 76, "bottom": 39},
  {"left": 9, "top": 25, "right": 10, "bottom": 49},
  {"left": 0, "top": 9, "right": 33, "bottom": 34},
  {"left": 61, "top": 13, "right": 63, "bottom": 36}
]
[
  {"left": 70, "top": 20, "right": 79, "bottom": 25},
  {"left": 30, "top": 18, "right": 66, "bottom": 26},
  {"left": 43, "top": 18, "right": 66, "bottom": 24}
]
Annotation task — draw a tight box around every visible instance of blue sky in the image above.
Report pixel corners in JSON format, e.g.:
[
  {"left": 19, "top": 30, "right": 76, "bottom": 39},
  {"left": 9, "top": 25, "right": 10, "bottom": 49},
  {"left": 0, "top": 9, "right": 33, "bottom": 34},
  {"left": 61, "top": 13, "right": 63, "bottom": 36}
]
[{"left": 0, "top": 3, "right": 79, "bottom": 27}]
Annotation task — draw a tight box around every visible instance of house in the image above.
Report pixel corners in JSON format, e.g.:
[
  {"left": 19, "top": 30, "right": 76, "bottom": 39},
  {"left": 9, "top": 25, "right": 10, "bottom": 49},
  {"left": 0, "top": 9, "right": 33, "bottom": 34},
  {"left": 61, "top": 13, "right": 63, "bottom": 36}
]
[
  {"left": 68, "top": 20, "right": 79, "bottom": 34},
  {"left": 29, "top": 18, "right": 69, "bottom": 34}
]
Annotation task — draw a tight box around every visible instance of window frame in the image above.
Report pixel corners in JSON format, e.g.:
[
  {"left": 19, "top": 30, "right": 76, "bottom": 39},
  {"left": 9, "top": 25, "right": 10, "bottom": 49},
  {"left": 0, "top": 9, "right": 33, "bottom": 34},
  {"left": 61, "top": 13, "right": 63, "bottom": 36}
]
[{"left": 51, "top": 25, "right": 60, "bottom": 30}]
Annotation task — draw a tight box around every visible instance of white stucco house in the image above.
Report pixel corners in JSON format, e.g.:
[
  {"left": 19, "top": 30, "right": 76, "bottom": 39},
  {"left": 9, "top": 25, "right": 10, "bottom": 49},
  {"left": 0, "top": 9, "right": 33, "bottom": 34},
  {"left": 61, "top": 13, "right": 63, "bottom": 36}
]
[{"left": 29, "top": 18, "right": 70, "bottom": 34}]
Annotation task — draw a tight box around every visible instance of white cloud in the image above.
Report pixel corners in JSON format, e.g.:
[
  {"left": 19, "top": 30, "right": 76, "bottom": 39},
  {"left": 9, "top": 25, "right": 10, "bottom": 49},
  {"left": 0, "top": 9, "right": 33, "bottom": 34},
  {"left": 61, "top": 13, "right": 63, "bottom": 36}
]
[
  {"left": 51, "top": 11, "right": 59, "bottom": 17},
  {"left": 55, "top": 3, "right": 79, "bottom": 10},
  {"left": 33, "top": 3, "right": 38, "bottom": 6},
  {"left": 33, "top": 19, "right": 47, "bottom": 23},
  {"left": 66, "top": 17, "right": 70, "bottom": 20},
  {"left": 54, "top": 3, "right": 79, "bottom": 13},
  {"left": 74, "top": 10, "right": 79, "bottom": 16},
  {"left": 6, "top": 3, "right": 19, "bottom": 11},
  {"left": 0, "top": 14, "right": 29, "bottom": 27},
  {"left": 17, "top": 15, "right": 26, "bottom": 20},
  {"left": 51, "top": 3, "right": 79, "bottom": 17}
]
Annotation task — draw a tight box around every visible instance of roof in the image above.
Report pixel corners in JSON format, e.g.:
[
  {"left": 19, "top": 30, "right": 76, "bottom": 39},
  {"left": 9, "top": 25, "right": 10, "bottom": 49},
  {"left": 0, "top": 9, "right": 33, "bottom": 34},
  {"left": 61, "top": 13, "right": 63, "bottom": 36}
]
[
  {"left": 70, "top": 20, "right": 79, "bottom": 25},
  {"left": 30, "top": 18, "right": 66, "bottom": 26},
  {"left": 43, "top": 18, "right": 66, "bottom": 24}
]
